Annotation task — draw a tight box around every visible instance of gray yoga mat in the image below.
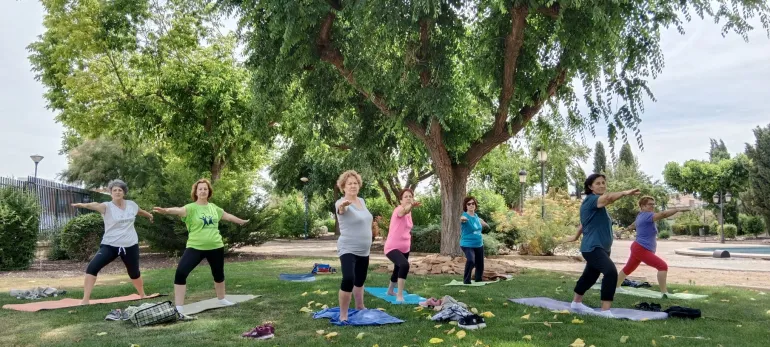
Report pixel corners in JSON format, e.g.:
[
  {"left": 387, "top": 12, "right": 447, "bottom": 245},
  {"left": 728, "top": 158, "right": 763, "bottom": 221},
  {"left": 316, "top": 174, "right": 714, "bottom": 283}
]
[
  {"left": 182, "top": 294, "right": 260, "bottom": 316},
  {"left": 509, "top": 297, "right": 668, "bottom": 321},
  {"left": 591, "top": 284, "right": 708, "bottom": 300}
]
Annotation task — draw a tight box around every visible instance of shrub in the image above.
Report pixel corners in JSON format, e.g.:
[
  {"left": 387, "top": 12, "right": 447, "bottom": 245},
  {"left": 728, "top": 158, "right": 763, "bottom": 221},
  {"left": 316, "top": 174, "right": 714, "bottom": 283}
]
[
  {"left": 658, "top": 231, "right": 671, "bottom": 240},
  {"left": 411, "top": 224, "right": 441, "bottom": 253},
  {"left": 483, "top": 233, "right": 503, "bottom": 256},
  {"left": 672, "top": 224, "right": 688, "bottom": 235},
  {"left": 468, "top": 188, "right": 507, "bottom": 229},
  {"left": 411, "top": 193, "right": 441, "bottom": 227},
  {"left": 60, "top": 212, "right": 104, "bottom": 261},
  {"left": 47, "top": 229, "right": 70, "bottom": 261},
  {"left": 273, "top": 193, "right": 317, "bottom": 238},
  {"left": 723, "top": 224, "right": 738, "bottom": 239},
  {"left": 493, "top": 195, "right": 579, "bottom": 256},
  {"left": 743, "top": 216, "right": 766, "bottom": 236},
  {"left": 656, "top": 219, "right": 670, "bottom": 232},
  {"left": 0, "top": 187, "right": 40, "bottom": 270}
]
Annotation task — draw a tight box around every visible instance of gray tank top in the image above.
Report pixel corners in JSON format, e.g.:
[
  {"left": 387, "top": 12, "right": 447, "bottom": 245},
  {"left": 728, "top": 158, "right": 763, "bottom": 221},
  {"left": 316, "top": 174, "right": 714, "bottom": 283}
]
[{"left": 335, "top": 197, "right": 373, "bottom": 257}]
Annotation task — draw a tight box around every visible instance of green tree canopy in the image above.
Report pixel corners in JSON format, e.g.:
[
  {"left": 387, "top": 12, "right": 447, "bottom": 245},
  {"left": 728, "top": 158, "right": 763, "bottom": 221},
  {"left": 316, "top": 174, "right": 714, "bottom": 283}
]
[
  {"left": 593, "top": 141, "right": 607, "bottom": 174},
  {"left": 29, "top": 0, "right": 274, "bottom": 181},
  {"left": 745, "top": 124, "right": 770, "bottom": 226},
  {"left": 225, "top": 0, "right": 768, "bottom": 255}
]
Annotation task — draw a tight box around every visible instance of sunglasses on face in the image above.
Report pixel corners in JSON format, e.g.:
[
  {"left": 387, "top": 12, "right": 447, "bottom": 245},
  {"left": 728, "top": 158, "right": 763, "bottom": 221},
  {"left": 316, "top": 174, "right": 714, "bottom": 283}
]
[{"left": 466, "top": 202, "right": 476, "bottom": 206}]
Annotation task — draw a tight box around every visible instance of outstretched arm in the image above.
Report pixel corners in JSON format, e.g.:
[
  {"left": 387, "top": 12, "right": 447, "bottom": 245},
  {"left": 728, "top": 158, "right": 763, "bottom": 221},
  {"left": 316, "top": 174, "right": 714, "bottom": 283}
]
[
  {"left": 597, "top": 189, "right": 641, "bottom": 208},
  {"left": 397, "top": 201, "right": 421, "bottom": 217},
  {"left": 72, "top": 202, "right": 106, "bottom": 214},
  {"left": 565, "top": 225, "right": 583, "bottom": 242},
  {"left": 222, "top": 212, "right": 249, "bottom": 226},
  {"left": 654, "top": 207, "right": 690, "bottom": 222},
  {"left": 137, "top": 209, "right": 154, "bottom": 223},
  {"left": 480, "top": 218, "right": 490, "bottom": 228},
  {"left": 152, "top": 206, "right": 186, "bottom": 217},
  {"left": 625, "top": 222, "right": 637, "bottom": 232}
]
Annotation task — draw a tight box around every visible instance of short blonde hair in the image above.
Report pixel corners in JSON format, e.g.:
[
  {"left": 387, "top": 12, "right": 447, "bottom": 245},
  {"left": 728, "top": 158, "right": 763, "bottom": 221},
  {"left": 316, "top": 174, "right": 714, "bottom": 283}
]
[
  {"left": 337, "top": 170, "right": 363, "bottom": 193},
  {"left": 191, "top": 178, "right": 214, "bottom": 201}
]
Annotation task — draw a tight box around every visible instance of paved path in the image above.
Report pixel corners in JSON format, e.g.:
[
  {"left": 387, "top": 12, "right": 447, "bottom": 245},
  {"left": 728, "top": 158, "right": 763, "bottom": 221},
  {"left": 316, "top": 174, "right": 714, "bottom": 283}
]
[{"left": 240, "top": 238, "right": 770, "bottom": 289}]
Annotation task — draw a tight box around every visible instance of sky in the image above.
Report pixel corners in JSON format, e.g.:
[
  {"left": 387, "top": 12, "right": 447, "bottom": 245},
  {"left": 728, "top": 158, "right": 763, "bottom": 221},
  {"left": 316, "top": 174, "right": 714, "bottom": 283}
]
[{"left": 1, "top": 1, "right": 769, "bottom": 184}]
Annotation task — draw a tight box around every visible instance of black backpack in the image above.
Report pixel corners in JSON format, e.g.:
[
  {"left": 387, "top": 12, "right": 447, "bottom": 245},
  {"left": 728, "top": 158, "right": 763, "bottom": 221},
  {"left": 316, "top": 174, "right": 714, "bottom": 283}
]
[{"left": 664, "top": 306, "right": 701, "bottom": 319}]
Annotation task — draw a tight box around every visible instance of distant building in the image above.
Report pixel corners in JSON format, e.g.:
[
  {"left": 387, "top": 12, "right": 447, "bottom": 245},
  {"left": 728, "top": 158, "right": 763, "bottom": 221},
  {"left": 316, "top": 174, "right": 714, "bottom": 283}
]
[{"left": 667, "top": 193, "right": 706, "bottom": 209}]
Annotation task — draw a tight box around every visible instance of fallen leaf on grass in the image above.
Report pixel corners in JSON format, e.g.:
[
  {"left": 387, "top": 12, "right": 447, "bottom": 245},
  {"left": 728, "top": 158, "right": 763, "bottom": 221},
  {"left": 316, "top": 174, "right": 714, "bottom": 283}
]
[
  {"left": 569, "top": 338, "right": 585, "bottom": 347},
  {"left": 503, "top": 302, "right": 509, "bottom": 306},
  {"left": 307, "top": 301, "right": 315, "bottom": 306},
  {"left": 315, "top": 303, "right": 323, "bottom": 307},
  {"left": 301, "top": 292, "right": 308, "bottom": 296},
  {"left": 356, "top": 332, "right": 365, "bottom": 339},
  {"left": 521, "top": 314, "right": 530, "bottom": 320},
  {"left": 736, "top": 325, "right": 742, "bottom": 328},
  {"left": 129, "top": 344, "right": 140, "bottom": 347},
  {"left": 543, "top": 322, "right": 551, "bottom": 328},
  {"left": 720, "top": 299, "right": 730, "bottom": 302},
  {"left": 325, "top": 332, "right": 338, "bottom": 339},
  {"left": 376, "top": 308, "right": 386, "bottom": 311},
  {"left": 67, "top": 310, "right": 76, "bottom": 314},
  {"left": 321, "top": 305, "right": 328, "bottom": 309},
  {"left": 620, "top": 336, "right": 629, "bottom": 343},
  {"left": 551, "top": 309, "right": 570, "bottom": 314},
  {"left": 235, "top": 285, "right": 242, "bottom": 288},
  {"left": 571, "top": 318, "right": 584, "bottom": 324},
  {"left": 319, "top": 291, "right": 329, "bottom": 295},
  {"left": 445, "top": 327, "right": 456, "bottom": 335},
  {"left": 522, "top": 335, "right": 532, "bottom": 341},
  {"left": 456, "top": 330, "right": 466, "bottom": 339},
  {"left": 766, "top": 310, "right": 770, "bottom": 315},
  {"left": 299, "top": 307, "right": 312, "bottom": 313},
  {"left": 434, "top": 324, "right": 443, "bottom": 328},
  {"left": 474, "top": 340, "right": 484, "bottom": 346},
  {"left": 373, "top": 345, "right": 379, "bottom": 347},
  {"left": 479, "top": 311, "right": 495, "bottom": 318},
  {"left": 750, "top": 298, "right": 756, "bottom": 301},
  {"left": 459, "top": 290, "right": 466, "bottom": 293},
  {"left": 120, "top": 281, "right": 127, "bottom": 284},
  {"left": 414, "top": 306, "right": 424, "bottom": 311},
  {"left": 316, "top": 330, "right": 325, "bottom": 335},
  {"left": 470, "top": 308, "right": 478, "bottom": 314},
  {"left": 96, "top": 332, "right": 107, "bottom": 336},
  {"left": 759, "top": 292, "right": 766, "bottom": 295},
  {"left": 486, "top": 298, "right": 492, "bottom": 302},
  {"left": 651, "top": 339, "right": 656, "bottom": 346},
  {"left": 448, "top": 321, "right": 458, "bottom": 325},
  {"left": 429, "top": 338, "right": 444, "bottom": 344}
]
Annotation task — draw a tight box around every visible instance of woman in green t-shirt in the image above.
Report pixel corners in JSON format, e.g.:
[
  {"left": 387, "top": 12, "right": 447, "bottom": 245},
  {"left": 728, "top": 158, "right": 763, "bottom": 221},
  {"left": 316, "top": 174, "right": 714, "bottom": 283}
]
[{"left": 153, "top": 178, "right": 249, "bottom": 314}]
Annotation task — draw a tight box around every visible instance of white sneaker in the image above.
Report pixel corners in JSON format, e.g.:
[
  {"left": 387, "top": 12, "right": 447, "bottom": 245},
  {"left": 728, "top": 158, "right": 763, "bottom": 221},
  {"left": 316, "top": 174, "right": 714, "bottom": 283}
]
[
  {"left": 219, "top": 299, "right": 235, "bottom": 306},
  {"left": 596, "top": 310, "right": 616, "bottom": 319},
  {"left": 570, "top": 302, "right": 593, "bottom": 311}
]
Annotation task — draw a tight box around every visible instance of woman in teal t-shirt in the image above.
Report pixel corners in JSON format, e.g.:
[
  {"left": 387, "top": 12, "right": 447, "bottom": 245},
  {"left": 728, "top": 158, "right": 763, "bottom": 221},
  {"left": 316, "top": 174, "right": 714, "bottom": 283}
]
[
  {"left": 153, "top": 178, "right": 249, "bottom": 314},
  {"left": 459, "top": 196, "right": 489, "bottom": 284}
]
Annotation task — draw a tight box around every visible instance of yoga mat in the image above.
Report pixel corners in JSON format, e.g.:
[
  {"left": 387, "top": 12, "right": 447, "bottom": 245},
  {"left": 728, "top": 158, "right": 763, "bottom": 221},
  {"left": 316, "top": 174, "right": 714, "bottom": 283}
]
[
  {"left": 182, "top": 295, "right": 260, "bottom": 316},
  {"left": 509, "top": 297, "right": 668, "bottom": 321},
  {"left": 591, "top": 284, "right": 708, "bottom": 300},
  {"left": 279, "top": 273, "right": 316, "bottom": 282},
  {"left": 2, "top": 293, "right": 162, "bottom": 312},
  {"left": 365, "top": 287, "right": 426, "bottom": 304},
  {"left": 444, "top": 279, "right": 498, "bottom": 286},
  {"left": 313, "top": 307, "right": 404, "bottom": 326}
]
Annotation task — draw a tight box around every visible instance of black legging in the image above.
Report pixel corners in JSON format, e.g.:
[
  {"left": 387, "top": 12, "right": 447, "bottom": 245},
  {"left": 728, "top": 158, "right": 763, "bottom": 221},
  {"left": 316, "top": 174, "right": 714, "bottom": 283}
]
[
  {"left": 461, "top": 246, "right": 484, "bottom": 283},
  {"left": 386, "top": 250, "right": 410, "bottom": 282},
  {"left": 174, "top": 247, "right": 225, "bottom": 285},
  {"left": 339, "top": 253, "right": 369, "bottom": 292},
  {"left": 574, "top": 247, "right": 618, "bottom": 301},
  {"left": 86, "top": 244, "right": 141, "bottom": 279}
]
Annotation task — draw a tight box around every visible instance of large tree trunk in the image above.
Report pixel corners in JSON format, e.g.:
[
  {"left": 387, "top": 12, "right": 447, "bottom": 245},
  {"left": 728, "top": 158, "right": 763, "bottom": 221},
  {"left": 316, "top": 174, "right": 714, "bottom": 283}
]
[{"left": 437, "top": 166, "right": 470, "bottom": 256}]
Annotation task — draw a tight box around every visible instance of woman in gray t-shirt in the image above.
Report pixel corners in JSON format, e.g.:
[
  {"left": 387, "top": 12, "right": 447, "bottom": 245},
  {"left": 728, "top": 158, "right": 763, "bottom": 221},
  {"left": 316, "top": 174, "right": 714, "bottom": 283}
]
[{"left": 335, "top": 170, "right": 373, "bottom": 323}]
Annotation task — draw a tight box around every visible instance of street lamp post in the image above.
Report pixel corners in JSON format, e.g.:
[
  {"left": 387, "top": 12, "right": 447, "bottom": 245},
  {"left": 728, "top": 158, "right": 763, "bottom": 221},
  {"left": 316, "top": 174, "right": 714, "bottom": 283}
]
[
  {"left": 537, "top": 147, "right": 547, "bottom": 219},
  {"left": 713, "top": 190, "right": 732, "bottom": 244},
  {"left": 30, "top": 155, "right": 44, "bottom": 181},
  {"left": 518, "top": 169, "right": 527, "bottom": 214},
  {"left": 300, "top": 177, "right": 309, "bottom": 239}
]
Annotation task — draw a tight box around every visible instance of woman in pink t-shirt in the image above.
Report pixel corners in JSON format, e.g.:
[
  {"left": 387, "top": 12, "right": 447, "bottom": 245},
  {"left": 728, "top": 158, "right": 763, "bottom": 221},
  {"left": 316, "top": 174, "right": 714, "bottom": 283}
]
[{"left": 384, "top": 188, "right": 421, "bottom": 302}]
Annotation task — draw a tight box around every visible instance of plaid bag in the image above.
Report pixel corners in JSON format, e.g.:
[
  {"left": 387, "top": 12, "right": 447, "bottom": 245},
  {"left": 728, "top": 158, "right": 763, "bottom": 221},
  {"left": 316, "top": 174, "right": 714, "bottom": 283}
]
[{"left": 128, "top": 301, "right": 178, "bottom": 327}]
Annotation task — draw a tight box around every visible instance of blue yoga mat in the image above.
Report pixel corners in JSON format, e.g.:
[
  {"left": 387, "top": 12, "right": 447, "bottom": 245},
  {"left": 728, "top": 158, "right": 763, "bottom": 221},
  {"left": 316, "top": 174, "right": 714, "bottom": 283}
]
[
  {"left": 313, "top": 307, "right": 404, "bottom": 326},
  {"left": 365, "top": 287, "right": 426, "bottom": 305},
  {"left": 279, "top": 273, "right": 316, "bottom": 282}
]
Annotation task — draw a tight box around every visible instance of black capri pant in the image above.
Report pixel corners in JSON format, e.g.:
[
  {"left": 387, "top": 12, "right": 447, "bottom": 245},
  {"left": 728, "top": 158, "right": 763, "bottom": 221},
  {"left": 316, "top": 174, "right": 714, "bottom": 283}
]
[
  {"left": 386, "top": 250, "right": 410, "bottom": 282},
  {"left": 574, "top": 247, "right": 618, "bottom": 301},
  {"left": 339, "top": 253, "right": 369, "bottom": 292},
  {"left": 85, "top": 244, "right": 141, "bottom": 279},
  {"left": 174, "top": 247, "right": 225, "bottom": 285}
]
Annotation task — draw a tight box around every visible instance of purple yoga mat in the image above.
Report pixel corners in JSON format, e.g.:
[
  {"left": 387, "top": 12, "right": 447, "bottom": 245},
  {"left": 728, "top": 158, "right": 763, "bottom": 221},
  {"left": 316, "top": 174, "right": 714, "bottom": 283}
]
[{"left": 509, "top": 297, "right": 668, "bottom": 321}]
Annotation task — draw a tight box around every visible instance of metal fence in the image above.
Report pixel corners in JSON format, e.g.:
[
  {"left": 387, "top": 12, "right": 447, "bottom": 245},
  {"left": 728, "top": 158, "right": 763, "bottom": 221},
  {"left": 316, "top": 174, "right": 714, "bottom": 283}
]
[{"left": 0, "top": 176, "right": 106, "bottom": 240}]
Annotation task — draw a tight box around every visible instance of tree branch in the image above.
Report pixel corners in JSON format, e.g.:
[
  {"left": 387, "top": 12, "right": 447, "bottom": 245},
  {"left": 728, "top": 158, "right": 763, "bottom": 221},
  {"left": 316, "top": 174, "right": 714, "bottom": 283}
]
[
  {"left": 537, "top": 3, "right": 561, "bottom": 19},
  {"left": 465, "top": 60, "right": 569, "bottom": 168},
  {"left": 418, "top": 18, "right": 432, "bottom": 87},
  {"left": 494, "top": 6, "right": 529, "bottom": 134},
  {"left": 377, "top": 179, "right": 396, "bottom": 206}
]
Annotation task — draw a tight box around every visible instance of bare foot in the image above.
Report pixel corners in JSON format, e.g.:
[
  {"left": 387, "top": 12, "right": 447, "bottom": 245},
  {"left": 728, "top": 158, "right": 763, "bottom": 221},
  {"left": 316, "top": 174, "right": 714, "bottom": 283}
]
[
  {"left": 386, "top": 290, "right": 396, "bottom": 296},
  {"left": 396, "top": 296, "right": 405, "bottom": 303},
  {"left": 80, "top": 300, "right": 89, "bottom": 305}
]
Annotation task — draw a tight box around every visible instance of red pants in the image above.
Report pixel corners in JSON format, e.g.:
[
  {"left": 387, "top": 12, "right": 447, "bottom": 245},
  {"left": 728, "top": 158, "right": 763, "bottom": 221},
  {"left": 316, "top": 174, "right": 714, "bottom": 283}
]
[{"left": 621, "top": 242, "right": 668, "bottom": 275}]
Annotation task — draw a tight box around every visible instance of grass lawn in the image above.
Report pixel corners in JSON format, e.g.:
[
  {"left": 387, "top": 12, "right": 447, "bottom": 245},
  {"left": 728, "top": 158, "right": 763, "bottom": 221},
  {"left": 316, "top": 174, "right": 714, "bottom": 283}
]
[{"left": 1, "top": 257, "right": 768, "bottom": 347}]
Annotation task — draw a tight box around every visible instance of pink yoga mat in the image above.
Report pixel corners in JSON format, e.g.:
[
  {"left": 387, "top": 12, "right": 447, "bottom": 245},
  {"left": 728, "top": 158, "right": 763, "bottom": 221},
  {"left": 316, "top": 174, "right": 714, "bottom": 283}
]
[{"left": 2, "top": 293, "right": 161, "bottom": 312}]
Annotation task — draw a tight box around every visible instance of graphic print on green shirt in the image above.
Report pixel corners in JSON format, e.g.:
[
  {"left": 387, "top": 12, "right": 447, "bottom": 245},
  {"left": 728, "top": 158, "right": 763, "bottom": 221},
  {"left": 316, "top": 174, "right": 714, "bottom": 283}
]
[{"left": 182, "top": 203, "right": 225, "bottom": 250}]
